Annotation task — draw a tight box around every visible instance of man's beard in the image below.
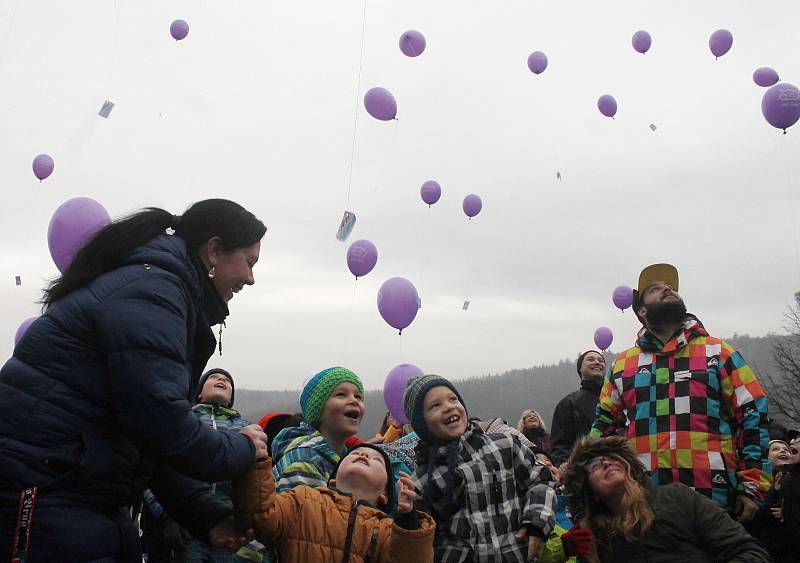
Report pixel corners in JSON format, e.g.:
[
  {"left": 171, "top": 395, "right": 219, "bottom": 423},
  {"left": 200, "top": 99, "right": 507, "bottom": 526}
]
[{"left": 644, "top": 298, "right": 687, "bottom": 332}]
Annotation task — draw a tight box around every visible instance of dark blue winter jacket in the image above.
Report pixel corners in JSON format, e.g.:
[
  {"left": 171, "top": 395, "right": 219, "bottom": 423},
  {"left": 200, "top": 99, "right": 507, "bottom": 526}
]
[{"left": 0, "top": 235, "right": 255, "bottom": 560}]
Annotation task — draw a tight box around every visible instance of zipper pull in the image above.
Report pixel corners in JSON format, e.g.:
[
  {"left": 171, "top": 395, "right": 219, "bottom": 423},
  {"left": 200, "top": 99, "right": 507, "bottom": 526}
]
[{"left": 218, "top": 321, "right": 226, "bottom": 356}]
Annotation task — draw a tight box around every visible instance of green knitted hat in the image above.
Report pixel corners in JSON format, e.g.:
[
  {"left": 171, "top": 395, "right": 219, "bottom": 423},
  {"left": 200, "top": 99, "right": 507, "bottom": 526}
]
[{"left": 300, "top": 367, "right": 364, "bottom": 428}]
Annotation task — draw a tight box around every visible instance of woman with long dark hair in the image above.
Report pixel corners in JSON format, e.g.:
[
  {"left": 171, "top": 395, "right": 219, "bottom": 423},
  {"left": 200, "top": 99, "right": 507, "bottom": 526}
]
[
  {"left": 0, "top": 199, "right": 269, "bottom": 562},
  {"left": 560, "top": 436, "right": 770, "bottom": 562}
]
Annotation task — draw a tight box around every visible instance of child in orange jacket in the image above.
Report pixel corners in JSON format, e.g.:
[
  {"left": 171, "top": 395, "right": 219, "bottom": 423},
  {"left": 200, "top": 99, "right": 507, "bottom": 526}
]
[{"left": 234, "top": 443, "right": 435, "bottom": 563}]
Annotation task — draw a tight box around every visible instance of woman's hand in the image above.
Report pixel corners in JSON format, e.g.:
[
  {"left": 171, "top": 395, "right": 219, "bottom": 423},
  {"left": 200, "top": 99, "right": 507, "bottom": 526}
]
[{"left": 240, "top": 424, "right": 268, "bottom": 460}]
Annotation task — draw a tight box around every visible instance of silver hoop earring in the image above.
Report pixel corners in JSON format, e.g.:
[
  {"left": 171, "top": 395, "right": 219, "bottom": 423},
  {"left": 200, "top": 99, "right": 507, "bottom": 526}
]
[{"left": 208, "top": 265, "right": 216, "bottom": 279}]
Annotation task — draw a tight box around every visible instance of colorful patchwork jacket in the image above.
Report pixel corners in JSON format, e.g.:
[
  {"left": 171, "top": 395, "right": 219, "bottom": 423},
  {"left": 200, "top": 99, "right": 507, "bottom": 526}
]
[{"left": 590, "top": 315, "right": 772, "bottom": 510}]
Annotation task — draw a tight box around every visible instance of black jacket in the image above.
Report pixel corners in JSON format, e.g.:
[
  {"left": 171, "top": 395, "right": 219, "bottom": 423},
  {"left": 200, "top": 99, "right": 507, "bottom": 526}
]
[
  {"left": 0, "top": 235, "right": 254, "bottom": 561},
  {"left": 549, "top": 378, "right": 602, "bottom": 465},
  {"left": 604, "top": 483, "right": 770, "bottom": 563}
]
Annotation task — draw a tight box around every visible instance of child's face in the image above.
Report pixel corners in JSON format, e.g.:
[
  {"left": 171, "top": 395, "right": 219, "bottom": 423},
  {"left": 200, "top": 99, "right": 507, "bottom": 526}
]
[
  {"left": 319, "top": 382, "right": 365, "bottom": 438},
  {"left": 422, "top": 385, "right": 467, "bottom": 441},
  {"left": 337, "top": 447, "right": 388, "bottom": 501}
]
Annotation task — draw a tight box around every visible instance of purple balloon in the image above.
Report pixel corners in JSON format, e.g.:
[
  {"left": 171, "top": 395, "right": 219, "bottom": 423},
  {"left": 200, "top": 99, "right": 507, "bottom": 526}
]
[
  {"left": 753, "top": 67, "right": 779, "bottom": 88},
  {"left": 709, "top": 29, "right": 733, "bottom": 59},
  {"left": 364, "top": 87, "right": 397, "bottom": 121},
  {"left": 612, "top": 285, "right": 633, "bottom": 311},
  {"left": 32, "top": 154, "right": 54, "bottom": 181},
  {"left": 462, "top": 194, "right": 482, "bottom": 218},
  {"left": 598, "top": 95, "right": 617, "bottom": 118},
  {"left": 631, "top": 30, "right": 652, "bottom": 54},
  {"left": 383, "top": 363, "right": 424, "bottom": 424},
  {"left": 48, "top": 197, "right": 112, "bottom": 273},
  {"left": 420, "top": 180, "right": 442, "bottom": 206},
  {"left": 527, "top": 51, "right": 548, "bottom": 74},
  {"left": 761, "top": 83, "right": 800, "bottom": 132},
  {"left": 399, "top": 30, "right": 426, "bottom": 57},
  {"left": 594, "top": 326, "right": 614, "bottom": 351},
  {"left": 377, "top": 277, "right": 419, "bottom": 334},
  {"left": 15, "top": 316, "right": 37, "bottom": 347},
  {"left": 347, "top": 239, "right": 378, "bottom": 278},
  {"left": 170, "top": 19, "right": 189, "bottom": 41}
]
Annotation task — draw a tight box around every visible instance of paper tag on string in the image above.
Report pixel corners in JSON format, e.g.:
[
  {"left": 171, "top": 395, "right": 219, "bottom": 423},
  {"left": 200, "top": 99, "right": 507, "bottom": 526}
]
[
  {"left": 649, "top": 123, "right": 657, "bottom": 132},
  {"left": 462, "top": 300, "right": 470, "bottom": 310},
  {"left": 15, "top": 275, "right": 21, "bottom": 286},
  {"left": 99, "top": 100, "right": 115, "bottom": 118},
  {"left": 336, "top": 211, "right": 356, "bottom": 241}
]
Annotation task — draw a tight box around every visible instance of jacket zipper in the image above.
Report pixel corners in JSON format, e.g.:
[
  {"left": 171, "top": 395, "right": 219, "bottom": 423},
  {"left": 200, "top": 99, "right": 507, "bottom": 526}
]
[
  {"left": 341, "top": 499, "right": 361, "bottom": 563},
  {"left": 211, "top": 406, "right": 217, "bottom": 494}
]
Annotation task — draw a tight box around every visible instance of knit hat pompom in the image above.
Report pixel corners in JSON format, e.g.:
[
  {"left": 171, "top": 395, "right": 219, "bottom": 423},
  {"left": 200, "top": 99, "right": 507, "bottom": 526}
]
[
  {"left": 300, "top": 367, "right": 364, "bottom": 428},
  {"left": 403, "top": 374, "right": 466, "bottom": 445}
]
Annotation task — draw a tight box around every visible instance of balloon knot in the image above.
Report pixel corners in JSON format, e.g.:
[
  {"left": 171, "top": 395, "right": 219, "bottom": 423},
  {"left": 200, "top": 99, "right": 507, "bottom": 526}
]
[{"left": 398, "top": 329, "right": 403, "bottom": 335}]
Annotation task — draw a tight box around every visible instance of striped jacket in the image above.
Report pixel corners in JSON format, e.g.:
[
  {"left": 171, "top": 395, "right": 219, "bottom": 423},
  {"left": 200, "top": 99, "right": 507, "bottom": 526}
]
[
  {"left": 415, "top": 423, "right": 556, "bottom": 562},
  {"left": 590, "top": 315, "right": 772, "bottom": 510},
  {"left": 271, "top": 424, "right": 343, "bottom": 493}
]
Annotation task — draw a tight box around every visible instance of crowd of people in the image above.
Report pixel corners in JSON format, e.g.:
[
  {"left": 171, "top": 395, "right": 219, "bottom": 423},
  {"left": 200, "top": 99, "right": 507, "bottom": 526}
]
[{"left": 0, "top": 199, "right": 795, "bottom": 562}]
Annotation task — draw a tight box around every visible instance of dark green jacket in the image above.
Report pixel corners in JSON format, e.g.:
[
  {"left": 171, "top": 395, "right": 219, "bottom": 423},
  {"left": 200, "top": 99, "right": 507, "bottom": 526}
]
[{"left": 604, "top": 483, "right": 770, "bottom": 563}]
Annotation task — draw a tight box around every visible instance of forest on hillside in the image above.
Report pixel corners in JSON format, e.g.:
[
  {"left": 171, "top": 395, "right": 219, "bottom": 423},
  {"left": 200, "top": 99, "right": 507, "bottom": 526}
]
[{"left": 234, "top": 333, "right": 793, "bottom": 436}]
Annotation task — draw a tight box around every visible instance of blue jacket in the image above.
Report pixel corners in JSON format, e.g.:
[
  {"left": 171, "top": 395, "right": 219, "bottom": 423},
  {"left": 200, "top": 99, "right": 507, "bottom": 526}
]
[{"left": 0, "top": 235, "right": 255, "bottom": 559}]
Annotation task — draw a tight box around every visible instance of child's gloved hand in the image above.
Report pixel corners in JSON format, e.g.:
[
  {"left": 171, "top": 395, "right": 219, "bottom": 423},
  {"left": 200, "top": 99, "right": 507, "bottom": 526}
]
[
  {"left": 396, "top": 472, "right": 418, "bottom": 514},
  {"left": 561, "top": 528, "right": 593, "bottom": 557}
]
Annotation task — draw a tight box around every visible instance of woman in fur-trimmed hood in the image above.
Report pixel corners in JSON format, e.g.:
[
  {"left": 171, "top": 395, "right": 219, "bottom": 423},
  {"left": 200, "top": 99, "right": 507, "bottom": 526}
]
[{"left": 561, "top": 436, "right": 770, "bottom": 563}]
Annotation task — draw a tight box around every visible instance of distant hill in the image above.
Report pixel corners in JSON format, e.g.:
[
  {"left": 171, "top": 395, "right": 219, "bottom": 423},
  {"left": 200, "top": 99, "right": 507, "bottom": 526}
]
[{"left": 234, "top": 334, "right": 793, "bottom": 437}]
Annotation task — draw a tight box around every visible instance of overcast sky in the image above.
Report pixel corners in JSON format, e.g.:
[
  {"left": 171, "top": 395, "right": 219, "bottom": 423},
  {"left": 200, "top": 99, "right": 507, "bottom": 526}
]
[{"left": 1, "top": 1, "right": 799, "bottom": 392}]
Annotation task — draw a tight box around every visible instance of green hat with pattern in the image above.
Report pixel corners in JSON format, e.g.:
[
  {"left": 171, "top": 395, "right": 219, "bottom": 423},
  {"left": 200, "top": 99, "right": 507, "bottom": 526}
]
[{"left": 300, "top": 367, "right": 364, "bottom": 428}]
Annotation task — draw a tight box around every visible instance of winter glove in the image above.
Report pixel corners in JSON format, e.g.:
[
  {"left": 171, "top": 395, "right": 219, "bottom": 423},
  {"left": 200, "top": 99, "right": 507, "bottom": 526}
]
[
  {"left": 161, "top": 516, "right": 192, "bottom": 554},
  {"left": 561, "top": 528, "right": 593, "bottom": 557}
]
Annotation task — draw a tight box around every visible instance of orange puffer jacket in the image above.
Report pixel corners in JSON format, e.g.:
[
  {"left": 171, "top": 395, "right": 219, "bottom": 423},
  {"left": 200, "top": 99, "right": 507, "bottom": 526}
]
[{"left": 235, "top": 459, "right": 435, "bottom": 563}]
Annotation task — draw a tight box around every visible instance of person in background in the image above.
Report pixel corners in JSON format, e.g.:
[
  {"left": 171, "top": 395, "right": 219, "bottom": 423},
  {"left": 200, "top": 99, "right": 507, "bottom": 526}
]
[
  {"left": 549, "top": 351, "right": 606, "bottom": 465},
  {"left": 592, "top": 263, "right": 771, "bottom": 521},
  {"left": 749, "top": 439, "right": 800, "bottom": 562},
  {"left": 562, "top": 436, "right": 770, "bottom": 563},
  {"left": 0, "top": 199, "right": 268, "bottom": 562},
  {"left": 516, "top": 409, "right": 552, "bottom": 454}
]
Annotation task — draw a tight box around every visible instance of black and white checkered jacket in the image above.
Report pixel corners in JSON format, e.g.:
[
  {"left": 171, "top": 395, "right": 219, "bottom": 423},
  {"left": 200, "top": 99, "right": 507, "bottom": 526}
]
[{"left": 414, "top": 422, "right": 556, "bottom": 562}]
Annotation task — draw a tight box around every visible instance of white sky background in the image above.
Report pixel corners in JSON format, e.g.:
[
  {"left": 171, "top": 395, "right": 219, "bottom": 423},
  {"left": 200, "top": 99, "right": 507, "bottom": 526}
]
[{"left": 1, "top": 0, "right": 799, "bottom": 391}]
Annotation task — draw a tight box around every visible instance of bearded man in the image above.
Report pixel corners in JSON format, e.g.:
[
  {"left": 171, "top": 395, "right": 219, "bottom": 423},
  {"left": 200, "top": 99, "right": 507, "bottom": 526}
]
[{"left": 591, "top": 263, "right": 772, "bottom": 523}]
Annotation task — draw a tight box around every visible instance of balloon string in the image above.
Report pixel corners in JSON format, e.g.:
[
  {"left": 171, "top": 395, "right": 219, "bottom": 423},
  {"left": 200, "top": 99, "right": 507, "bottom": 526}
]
[
  {"left": 780, "top": 134, "right": 800, "bottom": 288},
  {"left": 341, "top": 277, "right": 359, "bottom": 356},
  {"left": 345, "top": 0, "right": 368, "bottom": 210}
]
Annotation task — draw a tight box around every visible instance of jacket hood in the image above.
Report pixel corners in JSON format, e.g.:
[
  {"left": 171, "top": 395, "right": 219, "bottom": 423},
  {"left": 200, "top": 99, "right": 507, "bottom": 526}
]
[
  {"left": 258, "top": 412, "right": 293, "bottom": 431},
  {"left": 270, "top": 423, "right": 324, "bottom": 464},
  {"left": 123, "top": 235, "right": 201, "bottom": 296},
  {"left": 123, "top": 235, "right": 229, "bottom": 326},
  {"left": 636, "top": 313, "right": 707, "bottom": 353}
]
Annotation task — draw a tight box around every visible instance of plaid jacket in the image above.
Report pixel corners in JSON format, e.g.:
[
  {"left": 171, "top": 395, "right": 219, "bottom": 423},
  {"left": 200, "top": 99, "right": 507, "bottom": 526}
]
[
  {"left": 271, "top": 424, "right": 343, "bottom": 493},
  {"left": 590, "top": 315, "right": 772, "bottom": 510},
  {"left": 415, "top": 423, "right": 556, "bottom": 562}
]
